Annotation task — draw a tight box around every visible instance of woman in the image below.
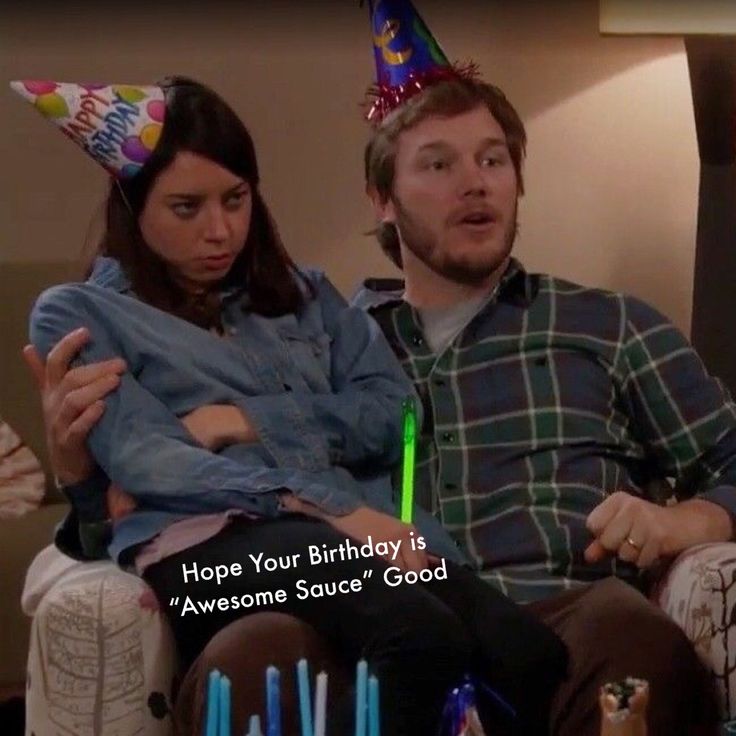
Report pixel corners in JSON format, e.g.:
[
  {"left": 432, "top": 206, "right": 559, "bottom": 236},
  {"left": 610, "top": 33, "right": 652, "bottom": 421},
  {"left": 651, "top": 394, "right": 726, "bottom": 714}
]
[{"left": 25, "top": 77, "right": 567, "bottom": 735}]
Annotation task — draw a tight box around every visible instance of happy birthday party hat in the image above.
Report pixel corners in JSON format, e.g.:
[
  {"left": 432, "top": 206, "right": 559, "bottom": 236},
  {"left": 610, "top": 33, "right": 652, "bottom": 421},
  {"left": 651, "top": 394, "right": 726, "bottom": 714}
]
[
  {"left": 10, "top": 80, "right": 166, "bottom": 178},
  {"left": 364, "top": 0, "right": 479, "bottom": 124}
]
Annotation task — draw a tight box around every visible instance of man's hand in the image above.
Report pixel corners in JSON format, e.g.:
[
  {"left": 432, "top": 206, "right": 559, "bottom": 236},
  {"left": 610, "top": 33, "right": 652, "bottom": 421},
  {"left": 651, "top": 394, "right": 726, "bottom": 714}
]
[
  {"left": 181, "top": 404, "right": 258, "bottom": 451},
  {"left": 22, "top": 328, "right": 125, "bottom": 486},
  {"left": 585, "top": 492, "right": 670, "bottom": 568},
  {"left": 585, "top": 491, "right": 733, "bottom": 568}
]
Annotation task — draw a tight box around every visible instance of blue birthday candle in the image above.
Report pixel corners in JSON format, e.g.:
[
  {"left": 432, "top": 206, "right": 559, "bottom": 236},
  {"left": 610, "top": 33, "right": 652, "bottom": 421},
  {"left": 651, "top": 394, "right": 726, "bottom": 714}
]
[
  {"left": 368, "top": 675, "right": 380, "bottom": 736},
  {"left": 219, "top": 675, "right": 231, "bottom": 736},
  {"left": 205, "top": 669, "right": 221, "bottom": 736},
  {"left": 296, "top": 659, "right": 313, "bottom": 736},
  {"left": 266, "top": 665, "right": 281, "bottom": 736},
  {"left": 355, "top": 659, "right": 368, "bottom": 736}
]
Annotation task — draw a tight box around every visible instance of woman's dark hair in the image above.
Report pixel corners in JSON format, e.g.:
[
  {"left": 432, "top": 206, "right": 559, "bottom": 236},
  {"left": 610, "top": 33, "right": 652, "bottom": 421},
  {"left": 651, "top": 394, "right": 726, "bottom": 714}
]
[{"left": 92, "top": 76, "right": 310, "bottom": 328}]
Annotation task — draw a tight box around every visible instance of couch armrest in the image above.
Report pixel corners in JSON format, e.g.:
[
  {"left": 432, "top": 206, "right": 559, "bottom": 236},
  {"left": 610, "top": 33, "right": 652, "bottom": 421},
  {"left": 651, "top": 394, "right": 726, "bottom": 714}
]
[
  {"left": 25, "top": 550, "right": 178, "bottom": 735},
  {"left": 654, "top": 542, "right": 736, "bottom": 719}
]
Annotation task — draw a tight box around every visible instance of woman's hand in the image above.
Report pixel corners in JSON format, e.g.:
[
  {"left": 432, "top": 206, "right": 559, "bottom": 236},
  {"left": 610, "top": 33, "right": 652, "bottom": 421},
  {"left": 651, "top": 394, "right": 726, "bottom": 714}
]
[
  {"left": 105, "top": 404, "right": 260, "bottom": 520},
  {"left": 329, "top": 507, "right": 429, "bottom": 573},
  {"left": 107, "top": 483, "right": 137, "bottom": 520},
  {"left": 22, "top": 327, "right": 126, "bottom": 486},
  {"left": 284, "top": 495, "right": 429, "bottom": 573},
  {"left": 181, "top": 404, "right": 258, "bottom": 450}
]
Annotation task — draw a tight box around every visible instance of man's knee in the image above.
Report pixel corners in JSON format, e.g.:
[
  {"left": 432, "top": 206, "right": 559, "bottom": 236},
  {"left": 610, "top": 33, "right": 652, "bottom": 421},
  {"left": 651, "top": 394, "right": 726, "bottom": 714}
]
[
  {"left": 575, "top": 578, "right": 684, "bottom": 652},
  {"left": 573, "top": 578, "right": 717, "bottom": 724}
]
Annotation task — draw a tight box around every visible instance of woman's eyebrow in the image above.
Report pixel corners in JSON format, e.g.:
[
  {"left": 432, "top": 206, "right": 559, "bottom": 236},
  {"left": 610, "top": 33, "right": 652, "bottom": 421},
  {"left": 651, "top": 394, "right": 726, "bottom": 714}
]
[
  {"left": 164, "top": 191, "right": 202, "bottom": 200},
  {"left": 164, "top": 181, "right": 247, "bottom": 200},
  {"left": 223, "top": 181, "right": 248, "bottom": 194}
]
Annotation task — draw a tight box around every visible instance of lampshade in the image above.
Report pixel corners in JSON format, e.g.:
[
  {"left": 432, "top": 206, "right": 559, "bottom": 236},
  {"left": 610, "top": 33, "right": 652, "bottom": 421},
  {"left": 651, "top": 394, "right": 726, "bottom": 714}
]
[{"left": 600, "top": 0, "right": 736, "bottom": 35}]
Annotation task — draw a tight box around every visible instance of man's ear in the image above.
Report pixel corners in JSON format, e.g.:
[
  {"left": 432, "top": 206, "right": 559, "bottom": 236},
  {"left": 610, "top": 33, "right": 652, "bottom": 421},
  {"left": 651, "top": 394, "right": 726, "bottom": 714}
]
[{"left": 366, "top": 184, "right": 396, "bottom": 225}]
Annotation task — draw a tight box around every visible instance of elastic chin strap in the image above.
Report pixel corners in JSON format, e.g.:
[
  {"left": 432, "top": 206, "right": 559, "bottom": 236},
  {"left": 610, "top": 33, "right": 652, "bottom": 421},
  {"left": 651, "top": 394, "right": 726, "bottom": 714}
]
[{"left": 113, "top": 176, "right": 135, "bottom": 218}]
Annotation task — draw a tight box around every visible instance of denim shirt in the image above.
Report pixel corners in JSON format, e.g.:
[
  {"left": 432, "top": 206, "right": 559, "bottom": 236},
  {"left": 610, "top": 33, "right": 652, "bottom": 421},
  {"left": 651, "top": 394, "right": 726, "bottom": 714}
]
[{"left": 30, "top": 258, "right": 465, "bottom": 565}]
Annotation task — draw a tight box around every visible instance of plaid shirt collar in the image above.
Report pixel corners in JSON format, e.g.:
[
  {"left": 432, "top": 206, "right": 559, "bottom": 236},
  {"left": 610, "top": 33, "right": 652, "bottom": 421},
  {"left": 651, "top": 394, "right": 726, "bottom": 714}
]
[{"left": 356, "top": 257, "right": 537, "bottom": 319}]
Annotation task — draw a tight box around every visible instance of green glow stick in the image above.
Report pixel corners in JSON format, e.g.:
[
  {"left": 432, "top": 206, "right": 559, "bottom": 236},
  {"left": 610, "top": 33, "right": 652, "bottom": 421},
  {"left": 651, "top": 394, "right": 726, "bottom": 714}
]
[{"left": 400, "top": 396, "right": 417, "bottom": 523}]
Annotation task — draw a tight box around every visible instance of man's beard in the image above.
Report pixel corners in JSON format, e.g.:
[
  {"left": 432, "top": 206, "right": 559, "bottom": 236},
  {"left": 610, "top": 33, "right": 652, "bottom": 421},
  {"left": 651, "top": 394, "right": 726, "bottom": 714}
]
[{"left": 394, "top": 198, "right": 518, "bottom": 286}]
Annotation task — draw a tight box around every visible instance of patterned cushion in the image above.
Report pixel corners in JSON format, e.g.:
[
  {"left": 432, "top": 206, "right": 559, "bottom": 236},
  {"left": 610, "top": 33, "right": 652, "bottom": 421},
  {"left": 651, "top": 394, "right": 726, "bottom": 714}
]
[
  {"left": 24, "top": 549, "right": 177, "bottom": 736},
  {"left": 655, "top": 542, "right": 736, "bottom": 720},
  {"left": 0, "top": 416, "right": 44, "bottom": 518}
]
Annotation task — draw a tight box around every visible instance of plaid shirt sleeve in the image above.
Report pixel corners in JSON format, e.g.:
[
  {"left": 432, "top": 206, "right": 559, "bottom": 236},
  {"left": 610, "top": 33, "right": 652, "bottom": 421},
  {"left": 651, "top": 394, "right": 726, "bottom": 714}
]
[{"left": 618, "top": 295, "right": 736, "bottom": 516}]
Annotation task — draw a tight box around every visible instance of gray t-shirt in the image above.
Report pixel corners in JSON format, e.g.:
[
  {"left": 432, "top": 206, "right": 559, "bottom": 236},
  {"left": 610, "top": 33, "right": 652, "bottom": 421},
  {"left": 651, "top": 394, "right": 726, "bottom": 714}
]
[{"left": 418, "top": 289, "right": 495, "bottom": 354}]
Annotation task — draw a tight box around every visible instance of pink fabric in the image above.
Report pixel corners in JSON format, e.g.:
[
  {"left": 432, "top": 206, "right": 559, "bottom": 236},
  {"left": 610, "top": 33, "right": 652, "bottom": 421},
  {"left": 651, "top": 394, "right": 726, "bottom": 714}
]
[{"left": 134, "top": 510, "right": 255, "bottom": 574}]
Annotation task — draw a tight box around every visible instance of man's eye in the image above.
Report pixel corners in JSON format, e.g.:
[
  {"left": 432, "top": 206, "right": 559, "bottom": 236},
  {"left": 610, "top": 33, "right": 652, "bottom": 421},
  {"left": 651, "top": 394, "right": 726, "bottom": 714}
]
[
  {"left": 429, "top": 160, "right": 448, "bottom": 171},
  {"left": 482, "top": 151, "right": 508, "bottom": 167}
]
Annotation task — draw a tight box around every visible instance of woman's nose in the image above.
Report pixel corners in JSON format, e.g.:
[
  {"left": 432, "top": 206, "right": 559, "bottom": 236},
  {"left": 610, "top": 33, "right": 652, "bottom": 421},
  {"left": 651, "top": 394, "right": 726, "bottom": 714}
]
[{"left": 203, "top": 205, "right": 229, "bottom": 241}]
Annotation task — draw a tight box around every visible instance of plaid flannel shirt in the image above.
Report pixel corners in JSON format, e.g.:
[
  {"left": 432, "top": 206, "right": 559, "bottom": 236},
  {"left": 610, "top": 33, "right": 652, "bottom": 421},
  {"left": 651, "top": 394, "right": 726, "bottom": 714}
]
[{"left": 356, "top": 259, "right": 736, "bottom": 603}]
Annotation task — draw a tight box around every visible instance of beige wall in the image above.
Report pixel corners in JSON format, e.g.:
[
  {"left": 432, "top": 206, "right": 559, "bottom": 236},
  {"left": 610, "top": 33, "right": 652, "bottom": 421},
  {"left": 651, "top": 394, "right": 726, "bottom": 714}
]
[{"left": 1, "top": 0, "right": 696, "bottom": 332}]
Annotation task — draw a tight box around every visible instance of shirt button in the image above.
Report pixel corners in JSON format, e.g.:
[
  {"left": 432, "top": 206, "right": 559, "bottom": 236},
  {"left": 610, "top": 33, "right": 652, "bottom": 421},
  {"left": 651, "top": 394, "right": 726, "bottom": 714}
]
[
  {"left": 411, "top": 334, "right": 424, "bottom": 347},
  {"left": 442, "top": 432, "right": 455, "bottom": 443}
]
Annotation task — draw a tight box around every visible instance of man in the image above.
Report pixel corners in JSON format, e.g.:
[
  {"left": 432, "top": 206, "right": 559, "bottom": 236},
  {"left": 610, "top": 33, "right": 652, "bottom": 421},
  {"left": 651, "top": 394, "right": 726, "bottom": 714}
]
[
  {"left": 359, "top": 78, "right": 736, "bottom": 601},
  {"left": 354, "top": 70, "right": 731, "bottom": 734}
]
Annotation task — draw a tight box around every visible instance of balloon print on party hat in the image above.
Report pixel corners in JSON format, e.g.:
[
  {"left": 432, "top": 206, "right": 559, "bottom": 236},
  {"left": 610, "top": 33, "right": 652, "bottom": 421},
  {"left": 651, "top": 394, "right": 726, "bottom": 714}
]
[
  {"left": 364, "top": 0, "right": 479, "bottom": 124},
  {"left": 10, "top": 80, "right": 166, "bottom": 178}
]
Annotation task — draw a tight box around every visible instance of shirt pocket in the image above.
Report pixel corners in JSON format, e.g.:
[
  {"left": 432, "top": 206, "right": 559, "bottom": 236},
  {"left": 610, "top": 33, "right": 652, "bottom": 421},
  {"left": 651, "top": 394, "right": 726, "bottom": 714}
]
[{"left": 275, "top": 323, "right": 332, "bottom": 393}]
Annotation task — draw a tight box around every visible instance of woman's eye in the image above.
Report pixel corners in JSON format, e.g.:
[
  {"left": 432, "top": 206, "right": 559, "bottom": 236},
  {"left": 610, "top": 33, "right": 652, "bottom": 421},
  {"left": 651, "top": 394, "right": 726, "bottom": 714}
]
[
  {"left": 428, "top": 160, "right": 448, "bottom": 171},
  {"left": 224, "top": 191, "right": 247, "bottom": 209},
  {"left": 171, "top": 202, "right": 198, "bottom": 218}
]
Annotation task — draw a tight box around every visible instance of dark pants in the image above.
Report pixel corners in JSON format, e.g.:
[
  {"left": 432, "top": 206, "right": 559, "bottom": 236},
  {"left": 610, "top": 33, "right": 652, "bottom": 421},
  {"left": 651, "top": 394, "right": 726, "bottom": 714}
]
[
  {"left": 527, "top": 577, "right": 719, "bottom": 736},
  {"left": 143, "top": 516, "right": 567, "bottom": 736},
  {"left": 172, "top": 573, "right": 720, "bottom": 736}
]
